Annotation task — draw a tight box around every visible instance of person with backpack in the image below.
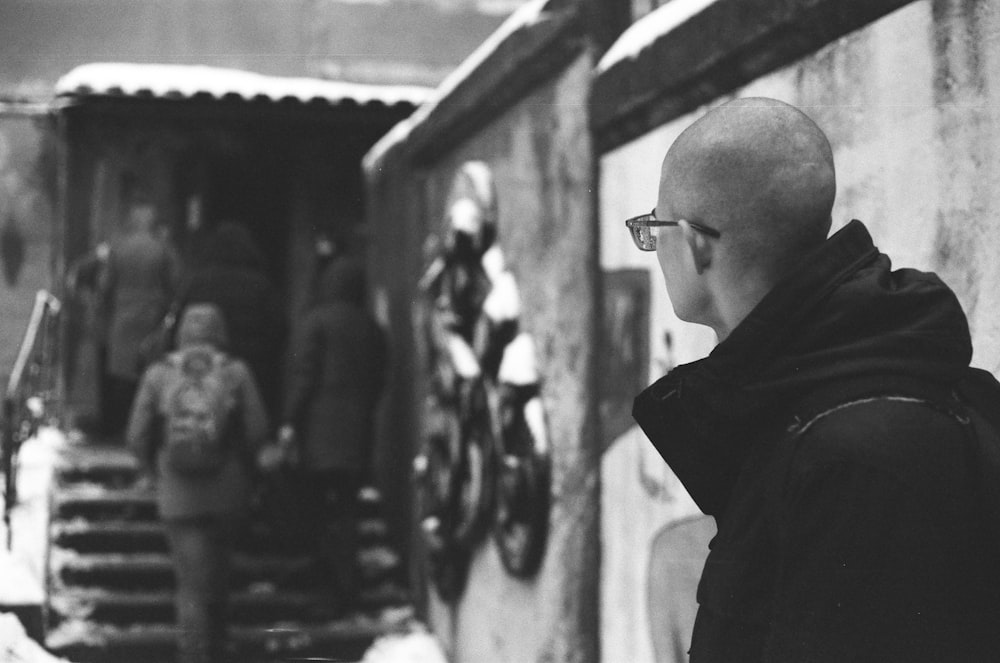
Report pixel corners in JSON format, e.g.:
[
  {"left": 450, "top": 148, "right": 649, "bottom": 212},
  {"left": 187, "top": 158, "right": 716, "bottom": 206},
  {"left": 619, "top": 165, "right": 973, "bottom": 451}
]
[
  {"left": 127, "top": 302, "right": 269, "bottom": 663},
  {"left": 629, "top": 98, "right": 1000, "bottom": 661}
]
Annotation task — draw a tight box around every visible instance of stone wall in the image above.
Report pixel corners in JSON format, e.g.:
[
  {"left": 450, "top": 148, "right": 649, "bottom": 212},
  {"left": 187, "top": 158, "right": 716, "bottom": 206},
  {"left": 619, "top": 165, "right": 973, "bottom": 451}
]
[
  {"left": 596, "top": 1, "right": 1000, "bottom": 661},
  {"left": 366, "top": 44, "right": 599, "bottom": 662}
]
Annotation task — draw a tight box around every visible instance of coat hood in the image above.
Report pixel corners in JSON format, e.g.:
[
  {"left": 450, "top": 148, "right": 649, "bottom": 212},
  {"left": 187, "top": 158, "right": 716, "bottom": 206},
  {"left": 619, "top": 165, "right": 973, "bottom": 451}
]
[
  {"left": 315, "top": 257, "right": 366, "bottom": 307},
  {"left": 633, "top": 220, "right": 973, "bottom": 516},
  {"left": 176, "top": 302, "right": 229, "bottom": 349}
]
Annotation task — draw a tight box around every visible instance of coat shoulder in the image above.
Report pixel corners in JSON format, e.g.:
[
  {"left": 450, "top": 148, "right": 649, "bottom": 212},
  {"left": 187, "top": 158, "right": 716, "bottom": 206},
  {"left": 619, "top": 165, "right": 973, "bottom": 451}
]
[{"left": 787, "top": 396, "right": 969, "bottom": 490}]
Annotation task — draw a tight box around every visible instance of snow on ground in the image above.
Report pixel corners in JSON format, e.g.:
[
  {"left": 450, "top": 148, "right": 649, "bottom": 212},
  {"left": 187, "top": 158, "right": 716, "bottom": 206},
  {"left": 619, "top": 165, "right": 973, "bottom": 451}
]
[
  {"left": 360, "top": 624, "right": 449, "bottom": 663},
  {"left": 0, "top": 428, "right": 67, "bottom": 658},
  {"left": 0, "top": 427, "right": 65, "bottom": 605},
  {"left": 0, "top": 613, "right": 70, "bottom": 663}
]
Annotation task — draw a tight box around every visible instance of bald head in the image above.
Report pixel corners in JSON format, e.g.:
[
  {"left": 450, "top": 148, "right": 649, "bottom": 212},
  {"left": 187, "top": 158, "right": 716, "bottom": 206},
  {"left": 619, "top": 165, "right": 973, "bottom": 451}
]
[{"left": 659, "top": 98, "right": 836, "bottom": 279}]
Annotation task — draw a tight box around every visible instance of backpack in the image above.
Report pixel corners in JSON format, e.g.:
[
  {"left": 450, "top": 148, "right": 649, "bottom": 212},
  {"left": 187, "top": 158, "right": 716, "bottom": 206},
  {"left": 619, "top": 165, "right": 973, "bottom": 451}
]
[
  {"left": 788, "top": 368, "right": 1000, "bottom": 555},
  {"left": 161, "top": 347, "right": 239, "bottom": 476},
  {"left": 952, "top": 368, "right": 1000, "bottom": 555}
]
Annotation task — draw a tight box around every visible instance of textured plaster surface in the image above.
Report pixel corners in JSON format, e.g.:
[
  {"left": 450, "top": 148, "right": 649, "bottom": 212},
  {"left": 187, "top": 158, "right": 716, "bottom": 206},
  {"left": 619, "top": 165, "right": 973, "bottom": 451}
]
[
  {"left": 598, "top": 1, "right": 1000, "bottom": 661},
  {"left": 414, "top": 53, "right": 599, "bottom": 663},
  {"left": 0, "top": 118, "right": 55, "bottom": 377},
  {"left": 599, "top": 110, "right": 716, "bottom": 663}
]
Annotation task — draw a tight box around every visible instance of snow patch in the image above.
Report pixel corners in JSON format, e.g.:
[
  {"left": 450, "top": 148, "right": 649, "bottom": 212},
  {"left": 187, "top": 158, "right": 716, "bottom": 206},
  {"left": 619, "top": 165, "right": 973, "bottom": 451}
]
[
  {"left": 0, "top": 613, "right": 71, "bottom": 663},
  {"left": 0, "top": 428, "right": 65, "bottom": 607},
  {"left": 56, "top": 63, "right": 432, "bottom": 108},
  {"left": 597, "top": 0, "right": 721, "bottom": 73},
  {"left": 364, "top": 0, "right": 552, "bottom": 170},
  {"left": 360, "top": 624, "right": 449, "bottom": 663}
]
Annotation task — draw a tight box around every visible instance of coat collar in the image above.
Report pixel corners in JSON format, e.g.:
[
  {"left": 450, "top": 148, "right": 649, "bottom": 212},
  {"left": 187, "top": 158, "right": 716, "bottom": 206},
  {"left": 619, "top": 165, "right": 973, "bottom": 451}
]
[{"left": 632, "top": 219, "right": 972, "bottom": 516}]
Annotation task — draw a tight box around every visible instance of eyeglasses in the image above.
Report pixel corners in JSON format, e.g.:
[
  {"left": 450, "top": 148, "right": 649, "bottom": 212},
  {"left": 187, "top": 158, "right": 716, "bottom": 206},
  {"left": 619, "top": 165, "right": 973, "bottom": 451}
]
[{"left": 624, "top": 208, "right": 722, "bottom": 251}]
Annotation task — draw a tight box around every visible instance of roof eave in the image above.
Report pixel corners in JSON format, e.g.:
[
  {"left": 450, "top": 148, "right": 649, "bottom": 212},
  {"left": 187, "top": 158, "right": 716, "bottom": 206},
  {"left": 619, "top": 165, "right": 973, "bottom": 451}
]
[
  {"left": 590, "top": 0, "right": 917, "bottom": 154},
  {"left": 365, "top": 0, "right": 586, "bottom": 173}
]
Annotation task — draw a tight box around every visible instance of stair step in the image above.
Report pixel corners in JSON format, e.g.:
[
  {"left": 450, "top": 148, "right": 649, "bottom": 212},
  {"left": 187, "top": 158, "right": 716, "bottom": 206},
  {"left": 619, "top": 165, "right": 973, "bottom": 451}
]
[
  {"left": 46, "top": 442, "right": 412, "bottom": 661},
  {"left": 53, "top": 487, "right": 158, "bottom": 521},
  {"left": 54, "top": 444, "right": 142, "bottom": 491},
  {"left": 52, "top": 519, "right": 168, "bottom": 553},
  {"left": 52, "top": 551, "right": 175, "bottom": 591},
  {"left": 358, "top": 517, "right": 389, "bottom": 540},
  {"left": 46, "top": 608, "right": 414, "bottom": 663},
  {"left": 49, "top": 580, "right": 410, "bottom": 627},
  {"left": 52, "top": 544, "right": 404, "bottom": 592},
  {"left": 50, "top": 588, "right": 351, "bottom": 625}
]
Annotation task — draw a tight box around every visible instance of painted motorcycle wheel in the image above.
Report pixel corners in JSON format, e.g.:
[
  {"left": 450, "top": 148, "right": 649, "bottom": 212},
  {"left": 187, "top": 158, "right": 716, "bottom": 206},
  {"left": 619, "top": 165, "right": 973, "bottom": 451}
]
[{"left": 492, "top": 391, "right": 550, "bottom": 577}]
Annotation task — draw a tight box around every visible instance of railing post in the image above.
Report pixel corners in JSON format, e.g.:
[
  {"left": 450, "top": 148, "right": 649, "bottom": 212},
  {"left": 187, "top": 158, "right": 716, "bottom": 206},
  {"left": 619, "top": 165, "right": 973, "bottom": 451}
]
[
  {"left": 2, "top": 393, "right": 14, "bottom": 551},
  {"left": 2, "top": 291, "right": 63, "bottom": 551}
]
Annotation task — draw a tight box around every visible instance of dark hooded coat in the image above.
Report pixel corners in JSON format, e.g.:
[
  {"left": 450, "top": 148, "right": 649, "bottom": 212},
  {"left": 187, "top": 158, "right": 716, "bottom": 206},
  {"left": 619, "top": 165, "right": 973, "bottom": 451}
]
[
  {"left": 283, "top": 258, "right": 387, "bottom": 471},
  {"left": 127, "top": 303, "right": 269, "bottom": 518},
  {"left": 176, "top": 223, "right": 285, "bottom": 413},
  {"left": 103, "top": 230, "right": 180, "bottom": 380},
  {"left": 633, "top": 220, "right": 1000, "bottom": 662}
]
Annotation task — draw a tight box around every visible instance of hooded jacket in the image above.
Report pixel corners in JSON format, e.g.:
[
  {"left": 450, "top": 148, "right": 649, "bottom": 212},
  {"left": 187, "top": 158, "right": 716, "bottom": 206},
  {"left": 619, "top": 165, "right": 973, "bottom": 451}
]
[
  {"left": 283, "top": 258, "right": 387, "bottom": 471},
  {"left": 127, "top": 303, "right": 269, "bottom": 518},
  {"left": 633, "top": 220, "right": 1000, "bottom": 662}
]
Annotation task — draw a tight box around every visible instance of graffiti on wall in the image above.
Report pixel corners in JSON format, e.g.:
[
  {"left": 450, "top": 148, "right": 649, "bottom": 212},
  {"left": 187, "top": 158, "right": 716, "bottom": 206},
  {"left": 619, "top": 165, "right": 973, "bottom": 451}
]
[
  {"left": 413, "top": 161, "right": 551, "bottom": 599},
  {"left": 599, "top": 268, "right": 650, "bottom": 451}
]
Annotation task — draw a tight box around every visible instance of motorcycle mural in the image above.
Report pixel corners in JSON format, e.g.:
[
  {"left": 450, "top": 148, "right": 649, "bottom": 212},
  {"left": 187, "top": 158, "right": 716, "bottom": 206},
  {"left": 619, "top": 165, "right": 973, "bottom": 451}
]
[{"left": 414, "top": 161, "right": 551, "bottom": 599}]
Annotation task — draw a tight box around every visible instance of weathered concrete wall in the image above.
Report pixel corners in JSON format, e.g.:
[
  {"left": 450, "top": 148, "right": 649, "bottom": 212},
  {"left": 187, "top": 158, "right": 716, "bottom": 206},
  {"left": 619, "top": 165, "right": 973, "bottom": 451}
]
[
  {"left": 0, "top": 117, "right": 55, "bottom": 377},
  {"left": 599, "top": 118, "right": 716, "bottom": 663},
  {"left": 367, "top": 50, "right": 599, "bottom": 663},
  {"left": 598, "top": 1, "right": 1000, "bottom": 661}
]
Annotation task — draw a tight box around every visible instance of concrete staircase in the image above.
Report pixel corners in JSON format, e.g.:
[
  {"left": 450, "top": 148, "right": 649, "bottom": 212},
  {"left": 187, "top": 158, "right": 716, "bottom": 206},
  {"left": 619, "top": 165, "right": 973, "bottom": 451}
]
[{"left": 44, "top": 440, "right": 413, "bottom": 662}]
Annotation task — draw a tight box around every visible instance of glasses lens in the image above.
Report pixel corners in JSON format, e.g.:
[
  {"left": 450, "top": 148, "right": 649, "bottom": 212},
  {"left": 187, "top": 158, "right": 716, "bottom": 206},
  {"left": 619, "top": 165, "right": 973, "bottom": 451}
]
[{"left": 630, "top": 223, "right": 656, "bottom": 251}]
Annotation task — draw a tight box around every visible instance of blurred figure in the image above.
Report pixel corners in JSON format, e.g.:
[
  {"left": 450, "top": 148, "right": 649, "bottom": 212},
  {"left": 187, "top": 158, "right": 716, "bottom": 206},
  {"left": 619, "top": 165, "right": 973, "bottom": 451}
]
[
  {"left": 101, "top": 202, "right": 181, "bottom": 438},
  {"left": 64, "top": 241, "right": 110, "bottom": 434},
  {"left": 176, "top": 221, "right": 285, "bottom": 418},
  {"left": 271, "top": 256, "right": 387, "bottom": 610},
  {"left": 127, "top": 303, "right": 269, "bottom": 663}
]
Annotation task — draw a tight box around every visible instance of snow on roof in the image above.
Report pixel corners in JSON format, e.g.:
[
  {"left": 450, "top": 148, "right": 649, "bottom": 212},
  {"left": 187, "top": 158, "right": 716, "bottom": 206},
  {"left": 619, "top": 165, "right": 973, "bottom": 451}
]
[
  {"left": 364, "top": 0, "right": 551, "bottom": 171},
  {"left": 597, "top": 0, "right": 720, "bottom": 73},
  {"left": 55, "top": 62, "right": 433, "bottom": 108}
]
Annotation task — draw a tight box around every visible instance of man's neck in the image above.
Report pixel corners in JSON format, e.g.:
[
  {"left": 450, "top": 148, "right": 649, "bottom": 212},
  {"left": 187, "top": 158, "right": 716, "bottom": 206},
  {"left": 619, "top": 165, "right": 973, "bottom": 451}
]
[{"left": 712, "top": 277, "right": 775, "bottom": 342}]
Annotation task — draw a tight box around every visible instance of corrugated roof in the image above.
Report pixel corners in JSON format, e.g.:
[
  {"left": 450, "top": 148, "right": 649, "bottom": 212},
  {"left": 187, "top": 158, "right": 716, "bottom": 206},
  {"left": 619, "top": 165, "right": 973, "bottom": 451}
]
[{"left": 55, "top": 63, "right": 433, "bottom": 109}]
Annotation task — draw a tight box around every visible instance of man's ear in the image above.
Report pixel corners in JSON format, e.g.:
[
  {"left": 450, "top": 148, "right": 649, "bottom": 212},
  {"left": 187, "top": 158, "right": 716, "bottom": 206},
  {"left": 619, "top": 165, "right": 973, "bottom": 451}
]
[{"left": 679, "top": 220, "right": 712, "bottom": 274}]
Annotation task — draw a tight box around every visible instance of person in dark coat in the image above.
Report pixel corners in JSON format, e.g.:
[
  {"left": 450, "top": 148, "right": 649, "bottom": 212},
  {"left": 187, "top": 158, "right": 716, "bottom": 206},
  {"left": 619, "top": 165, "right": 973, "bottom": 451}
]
[
  {"left": 629, "top": 98, "right": 1000, "bottom": 662},
  {"left": 127, "top": 303, "right": 269, "bottom": 663},
  {"left": 65, "top": 242, "right": 110, "bottom": 433},
  {"left": 101, "top": 202, "right": 181, "bottom": 437},
  {"left": 272, "top": 256, "right": 387, "bottom": 609},
  {"left": 176, "top": 221, "right": 285, "bottom": 418}
]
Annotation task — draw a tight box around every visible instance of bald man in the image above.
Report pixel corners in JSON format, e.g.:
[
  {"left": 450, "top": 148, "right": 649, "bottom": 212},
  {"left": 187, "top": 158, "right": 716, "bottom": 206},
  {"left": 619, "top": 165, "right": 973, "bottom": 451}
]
[{"left": 632, "top": 98, "right": 1000, "bottom": 662}]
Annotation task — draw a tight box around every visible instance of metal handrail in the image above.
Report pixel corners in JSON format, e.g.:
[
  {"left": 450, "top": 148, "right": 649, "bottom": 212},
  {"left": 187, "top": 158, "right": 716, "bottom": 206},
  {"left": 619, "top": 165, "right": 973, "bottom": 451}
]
[{"left": 2, "top": 290, "right": 61, "bottom": 550}]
